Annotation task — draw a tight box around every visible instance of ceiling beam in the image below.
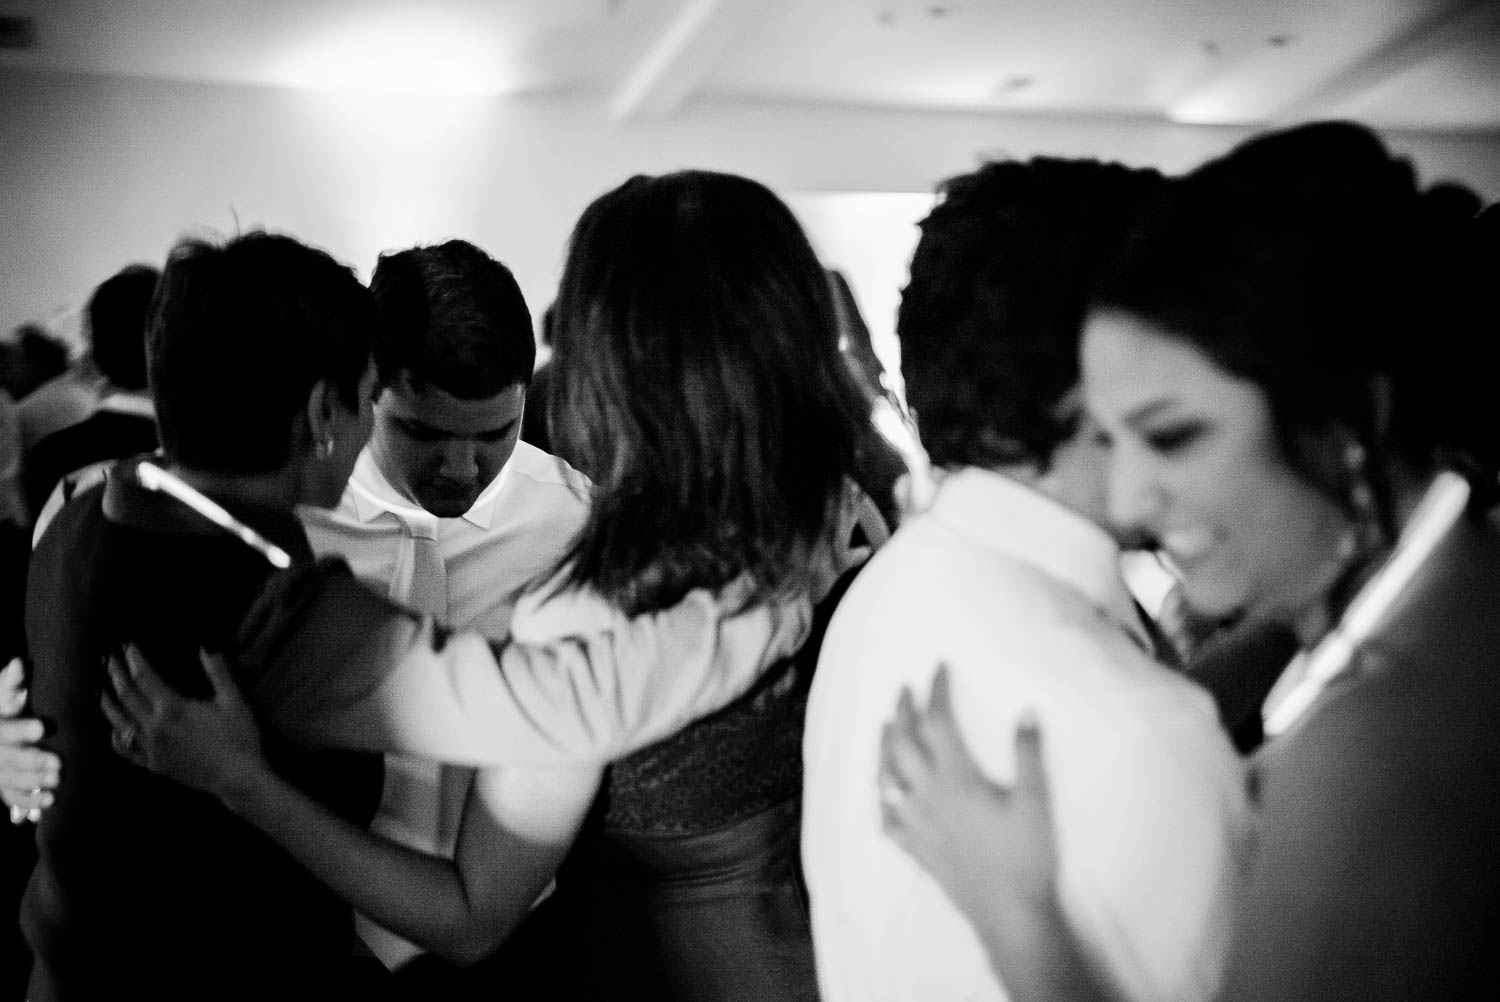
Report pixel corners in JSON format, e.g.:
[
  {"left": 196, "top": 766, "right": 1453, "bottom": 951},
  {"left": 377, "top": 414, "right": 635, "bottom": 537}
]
[
  {"left": 610, "top": 0, "right": 774, "bottom": 121},
  {"left": 1271, "top": 0, "right": 1499, "bottom": 123}
]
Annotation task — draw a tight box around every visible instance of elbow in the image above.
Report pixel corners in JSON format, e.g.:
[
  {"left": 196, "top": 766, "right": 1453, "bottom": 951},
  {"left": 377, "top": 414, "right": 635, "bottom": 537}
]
[{"left": 434, "top": 926, "right": 511, "bottom": 968}]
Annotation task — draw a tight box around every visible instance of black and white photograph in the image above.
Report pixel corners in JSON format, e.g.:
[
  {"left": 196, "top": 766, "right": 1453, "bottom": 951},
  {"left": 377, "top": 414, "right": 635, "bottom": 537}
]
[{"left": 2, "top": 2, "right": 1499, "bottom": 1000}]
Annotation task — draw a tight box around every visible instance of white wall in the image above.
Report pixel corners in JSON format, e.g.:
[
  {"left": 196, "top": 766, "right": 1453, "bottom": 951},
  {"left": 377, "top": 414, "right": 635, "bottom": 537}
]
[
  {"left": 784, "top": 191, "right": 933, "bottom": 389},
  {"left": 4, "top": 67, "right": 1499, "bottom": 347}
]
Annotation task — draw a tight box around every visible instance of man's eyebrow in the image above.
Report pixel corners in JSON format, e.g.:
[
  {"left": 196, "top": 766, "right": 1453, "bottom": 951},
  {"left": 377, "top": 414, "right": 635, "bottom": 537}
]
[
  {"left": 393, "top": 416, "right": 517, "bottom": 437},
  {"left": 392, "top": 415, "right": 442, "bottom": 435}
]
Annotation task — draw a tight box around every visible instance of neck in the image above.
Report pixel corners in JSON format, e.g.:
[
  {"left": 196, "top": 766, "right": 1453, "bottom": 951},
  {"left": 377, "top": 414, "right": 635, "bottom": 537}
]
[
  {"left": 1386, "top": 463, "right": 1428, "bottom": 537},
  {"left": 1288, "top": 462, "right": 1438, "bottom": 650},
  {"left": 368, "top": 451, "right": 422, "bottom": 509},
  {"left": 1291, "top": 586, "right": 1347, "bottom": 650},
  {"left": 169, "top": 462, "right": 303, "bottom": 512}
]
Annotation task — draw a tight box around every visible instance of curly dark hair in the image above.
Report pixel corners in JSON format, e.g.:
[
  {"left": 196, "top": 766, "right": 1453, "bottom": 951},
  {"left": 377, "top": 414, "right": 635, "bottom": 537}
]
[
  {"left": 1094, "top": 121, "right": 1496, "bottom": 511},
  {"left": 898, "top": 157, "right": 1166, "bottom": 470},
  {"left": 547, "top": 170, "right": 866, "bottom": 616}
]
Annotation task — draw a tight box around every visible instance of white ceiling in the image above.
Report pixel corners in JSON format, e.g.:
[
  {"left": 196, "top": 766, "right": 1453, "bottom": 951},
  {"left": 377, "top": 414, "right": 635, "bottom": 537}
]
[{"left": 1, "top": 0, "right": 1497, "bottom": 131}]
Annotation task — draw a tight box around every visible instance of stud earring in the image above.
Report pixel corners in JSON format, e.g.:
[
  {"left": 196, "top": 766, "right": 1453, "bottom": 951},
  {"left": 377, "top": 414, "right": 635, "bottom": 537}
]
[
  {"left": 1336, "top": 439, "right": 1383, "bottom": 560},
  {"left": 1345, "top": 441, "right": 1375, "bottom": 515}
]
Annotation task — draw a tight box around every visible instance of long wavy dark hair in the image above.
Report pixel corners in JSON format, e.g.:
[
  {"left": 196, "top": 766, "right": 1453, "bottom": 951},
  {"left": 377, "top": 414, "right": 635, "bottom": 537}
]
[{"left": 546, "top": 170, "right": 866, "bottom": 616}]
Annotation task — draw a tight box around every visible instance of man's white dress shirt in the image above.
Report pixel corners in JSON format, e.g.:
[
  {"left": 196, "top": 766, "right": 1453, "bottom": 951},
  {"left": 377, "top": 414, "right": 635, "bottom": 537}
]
[
  {"left": 304, "top": 441, "right": 590, "bottom": 640},
  {"left": 802, "top": 468, "right": 1248, "bottom": 1002},
  {"left": 299, "top": 440, "right": 590, "bottom": 968}
]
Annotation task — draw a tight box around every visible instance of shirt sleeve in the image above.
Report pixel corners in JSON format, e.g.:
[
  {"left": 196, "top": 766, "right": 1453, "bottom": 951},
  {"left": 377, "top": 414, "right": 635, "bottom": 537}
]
[
  {"left": 236, "top": 558, "right": 815, "bottom": 766},
  {"left": 1056, "top": 698, "right": 1247, "bottom": 1002},
  {"left": 949, "top": 612, "right": 1248, "bottom": 1002}
]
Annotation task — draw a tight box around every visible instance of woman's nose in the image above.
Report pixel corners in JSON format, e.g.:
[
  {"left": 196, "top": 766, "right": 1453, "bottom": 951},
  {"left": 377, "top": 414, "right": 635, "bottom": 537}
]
[{"left": 1106, "top": 450, "right": 1166, "bottom": 542}]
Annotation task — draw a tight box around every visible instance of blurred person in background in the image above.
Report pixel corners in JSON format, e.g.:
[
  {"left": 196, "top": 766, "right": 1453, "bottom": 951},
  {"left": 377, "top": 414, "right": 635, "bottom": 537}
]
[
  {"left": 0, "top": 326, "right": 69, "bottom": 408},
  {"left": 25, "top": 264, "right": 160, "bottom": 527},
  {"left": 16, "top": 266, "right": 154, "bottom": 454}
]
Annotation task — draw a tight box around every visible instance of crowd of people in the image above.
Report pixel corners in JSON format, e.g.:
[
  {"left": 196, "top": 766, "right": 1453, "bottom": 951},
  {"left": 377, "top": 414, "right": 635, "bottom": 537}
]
[{"left": 0, "top": 119, "right": 1497, "bottom": 1002}]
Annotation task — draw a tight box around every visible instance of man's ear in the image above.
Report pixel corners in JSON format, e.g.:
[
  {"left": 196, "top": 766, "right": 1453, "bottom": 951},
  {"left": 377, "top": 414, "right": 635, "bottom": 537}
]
[{"left": 304, "top": 379, "right": 339, "bottom": 451}]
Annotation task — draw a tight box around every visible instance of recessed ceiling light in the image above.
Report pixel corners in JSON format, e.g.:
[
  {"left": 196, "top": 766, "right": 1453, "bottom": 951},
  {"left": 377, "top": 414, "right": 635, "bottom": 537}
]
[{"left": 268, "top": 10, "right": 514, "bottom": 97}]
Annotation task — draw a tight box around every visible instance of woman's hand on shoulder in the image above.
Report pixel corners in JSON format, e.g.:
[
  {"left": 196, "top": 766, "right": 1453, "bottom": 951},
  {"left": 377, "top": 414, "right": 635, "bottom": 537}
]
[
  {"left": 102, "top": 645, "right": 269, "bottom": 802},
  {"left": 880, "top": 667, "right": 1119, "bottom": 1002},
  {"left": 878, "top": 664, "right": 1060, "bottom": 922}
]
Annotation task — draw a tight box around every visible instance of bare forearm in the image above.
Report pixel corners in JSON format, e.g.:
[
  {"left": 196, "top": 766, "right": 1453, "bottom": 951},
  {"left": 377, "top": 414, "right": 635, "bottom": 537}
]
[
  {"left": 219, "top": 766, "right": 485, "bottom": 958},
  {"left": 970, "top": 892, "right": 1118, "bottom": 1002}
]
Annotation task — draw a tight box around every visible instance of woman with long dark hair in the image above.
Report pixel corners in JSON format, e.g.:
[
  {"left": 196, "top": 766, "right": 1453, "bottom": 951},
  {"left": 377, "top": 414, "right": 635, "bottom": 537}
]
[{"left": 515, "top": 169, "right": 869, "bottom": 999}]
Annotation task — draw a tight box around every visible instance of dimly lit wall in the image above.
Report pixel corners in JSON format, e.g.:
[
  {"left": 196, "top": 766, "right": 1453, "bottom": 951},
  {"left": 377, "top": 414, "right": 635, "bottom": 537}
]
[{"left": 4, "top": 66, "right": 1499, "bottom": 340}]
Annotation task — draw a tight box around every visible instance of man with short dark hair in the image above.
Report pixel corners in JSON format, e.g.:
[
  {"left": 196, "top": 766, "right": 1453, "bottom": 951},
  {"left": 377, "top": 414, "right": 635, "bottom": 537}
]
[
  {"left": 18, "top": 265, "right": 158, "bottom": 452},
  {"left": 802, "top": 159, "right": 1249, "bottom": 1002},
  {"left": 299, "top": 239, "right": 591, "bottom": 984},
  {"left": 24, "top": 264, "right": 161, "bottom": 523},
  {"left": 22, "top": 232, "right": 386, "bottom": 1002}
]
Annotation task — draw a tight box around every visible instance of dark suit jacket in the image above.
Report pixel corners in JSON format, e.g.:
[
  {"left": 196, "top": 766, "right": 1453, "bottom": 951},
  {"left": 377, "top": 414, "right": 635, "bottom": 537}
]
[
  {"left": 22, "top": 408, "right": 159, "bottom": 518},
  {"left": 22, "top": 458, "right": 383, "bottom": 1002},
  {"left": 1223, "top": 512, "right": 1500, "bottom": 1000}
]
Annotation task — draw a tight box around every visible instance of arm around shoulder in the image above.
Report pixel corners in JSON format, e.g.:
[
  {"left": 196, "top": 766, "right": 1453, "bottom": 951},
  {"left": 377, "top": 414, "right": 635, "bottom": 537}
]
[{"left": 242, "top": 569, "right": 814, "bottom": 767}]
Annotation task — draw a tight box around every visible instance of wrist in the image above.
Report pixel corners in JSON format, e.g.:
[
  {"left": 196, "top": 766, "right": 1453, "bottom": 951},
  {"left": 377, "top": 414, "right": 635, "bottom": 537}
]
[
  {"left": 217, "top": 758, "right": 275, "bottom": 816},
  {"left": 974, "top": 883, "right": 1113, "bottom": 1002},
  {"left": 970, "top": 878, "right": 1063, "bottom": 931}
]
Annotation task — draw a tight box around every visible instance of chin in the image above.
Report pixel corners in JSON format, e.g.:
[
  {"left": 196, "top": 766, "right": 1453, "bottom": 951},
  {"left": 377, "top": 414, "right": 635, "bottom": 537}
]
[
  {"left": 1177, "top": 573, "right": 1247, "bottom": 622},
  {"left": 419, "top": 495, "right": 477, "bottom": 518}
]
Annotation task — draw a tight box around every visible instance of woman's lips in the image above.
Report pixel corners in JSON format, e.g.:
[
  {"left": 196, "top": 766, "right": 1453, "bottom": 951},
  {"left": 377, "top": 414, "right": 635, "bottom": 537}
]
[{"left": 1161, "top": 527, "right": 1215, "bottom": 572}]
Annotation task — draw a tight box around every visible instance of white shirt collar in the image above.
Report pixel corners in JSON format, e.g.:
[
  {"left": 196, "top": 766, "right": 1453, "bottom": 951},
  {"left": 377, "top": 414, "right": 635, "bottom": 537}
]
[
  {"left": 95, "top": 391, "right": 155, "bottom": 419},
  {"left": 345, "top": 447, "right": 512, "bottom": 531},
  {"left": 927, "top": 467, "right": 1139, "bottom": 630}
]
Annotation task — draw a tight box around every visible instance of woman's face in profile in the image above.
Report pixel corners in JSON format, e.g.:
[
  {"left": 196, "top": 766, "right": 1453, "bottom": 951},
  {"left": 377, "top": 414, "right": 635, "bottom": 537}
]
[{"left": 1080, "top": 310, "right": 1353, "bottom": 626}]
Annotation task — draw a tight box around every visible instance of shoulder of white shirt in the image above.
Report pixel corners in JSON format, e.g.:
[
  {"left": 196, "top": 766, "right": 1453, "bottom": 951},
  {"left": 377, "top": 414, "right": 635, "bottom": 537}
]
[{"left": 506, "top": 440, "right": 592, "bottom": 497}]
